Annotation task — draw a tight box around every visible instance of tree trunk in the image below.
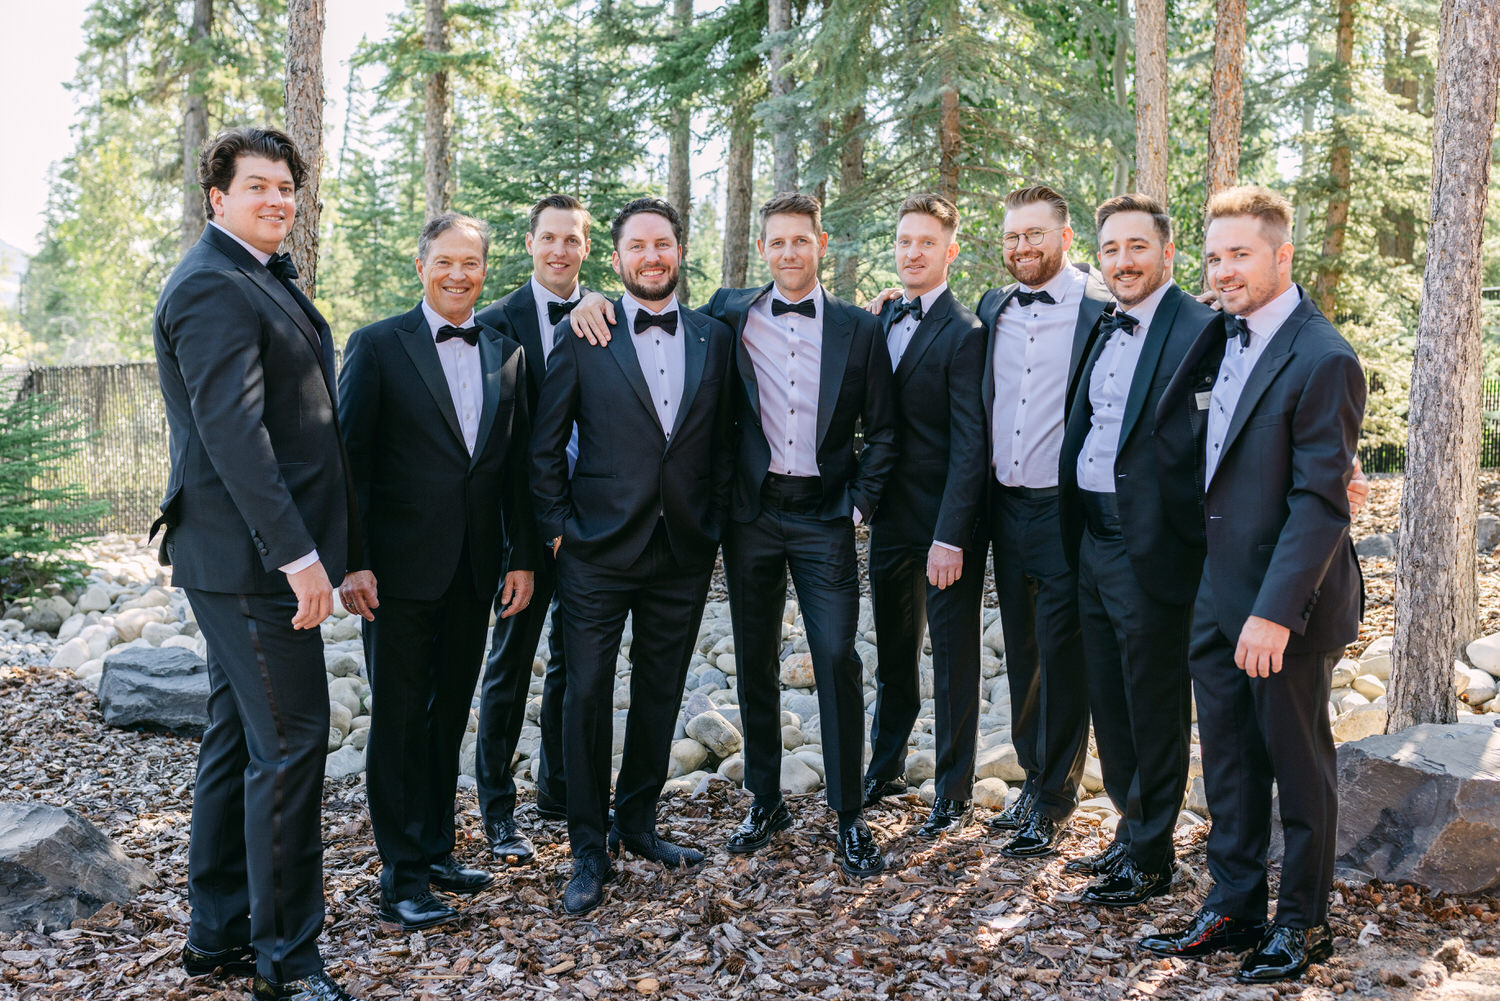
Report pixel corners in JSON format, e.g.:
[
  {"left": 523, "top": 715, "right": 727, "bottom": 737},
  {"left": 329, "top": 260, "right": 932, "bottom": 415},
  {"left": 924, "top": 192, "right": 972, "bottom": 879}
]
[
  {"left": 938, "top": 83, "right": 960, "bottom": 203},
  {"left": 1380, "top": 25, "right": 1422, "bottom": 263},
  {"left": 722, "top": 109, "right": 754, "bottom": 289},
  {"left": 284, "top": 0, "right": 324, "bottom": 295},
  {"left": 1389, "top": 0, "right": 1500, "bottom": 731},
  {"left": 1293, "top": 22, "right": 1320, "bottom": 249},
  {"left": 1133, "top": 0, "right": 1168, "bottom": 203},
  {"left": 768, "top": 0, "right": 797, "bottom": 192},
  {"left": 423, "top": 0, "right": 453, "bottom": 220},
  {"left": 833, "top": 104, "right": 864, "bottom": 301},
  {"left": 1312, "top": 0, "right": 1355, "bottom": 317},
  {"left": 1205, "top": 0, "right": 1246, "bottom": 201},
  {"left": 181, "top": 0, "right": 212, "bottom": 253},
  {"left": 666, "top": 0, "right": 692, "bottom": 304},
  {"left": 1110, "top": 0, "right": 1131, "bottom": 195},
  {"left": 810, "top": 117, "right": 830, "bottom": 206}
]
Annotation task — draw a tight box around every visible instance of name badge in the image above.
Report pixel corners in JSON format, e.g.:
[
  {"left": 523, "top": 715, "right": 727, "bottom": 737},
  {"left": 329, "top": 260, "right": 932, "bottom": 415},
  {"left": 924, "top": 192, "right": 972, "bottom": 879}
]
[{"left": 1195, "top": 391, "right": 1212, "bottom": 411}]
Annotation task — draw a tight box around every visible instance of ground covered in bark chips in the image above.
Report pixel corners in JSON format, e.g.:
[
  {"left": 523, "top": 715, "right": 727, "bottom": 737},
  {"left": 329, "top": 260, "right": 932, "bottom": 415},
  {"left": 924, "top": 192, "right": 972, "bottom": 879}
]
[{"left": 3, "top": 473, "right": 1500, "bottom": 1000}]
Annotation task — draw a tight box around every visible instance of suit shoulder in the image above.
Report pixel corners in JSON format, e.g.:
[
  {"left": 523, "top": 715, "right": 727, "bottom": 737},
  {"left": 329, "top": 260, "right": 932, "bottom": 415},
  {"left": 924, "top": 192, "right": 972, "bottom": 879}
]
[
  {"left": 826, "top": 294, "right": 881, "bottom": 336},
  {"left": 479, "top": 319, "right": 523, "bottom": 355},
  {"left": 949, "top": 299, "right": 984, "bottom": 332},
  {"left": 685, "top": 306, "right": 735, "bottom": 342}
]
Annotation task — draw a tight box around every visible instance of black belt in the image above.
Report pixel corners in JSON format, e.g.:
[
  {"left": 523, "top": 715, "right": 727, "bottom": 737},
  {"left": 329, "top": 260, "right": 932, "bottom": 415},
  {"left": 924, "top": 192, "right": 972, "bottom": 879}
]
[
  {"left": 996, "top": 483, "right": 1058, "bottom": 500},
  {"left": 762, "top": 473, "right": 822, "bottom": 511}
]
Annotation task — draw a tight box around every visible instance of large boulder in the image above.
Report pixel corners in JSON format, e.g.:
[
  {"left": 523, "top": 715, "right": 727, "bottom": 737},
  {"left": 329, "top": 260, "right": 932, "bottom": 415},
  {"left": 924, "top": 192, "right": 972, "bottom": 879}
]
[
  {"left": 0, "top": 802, "right": 157, "bottom": 933},
  {"left": 1336, "top": 721, "right": 1500, "bottom": 893},
  {"left": 97, "top": 647, "right": 210, "bottom": 736}
]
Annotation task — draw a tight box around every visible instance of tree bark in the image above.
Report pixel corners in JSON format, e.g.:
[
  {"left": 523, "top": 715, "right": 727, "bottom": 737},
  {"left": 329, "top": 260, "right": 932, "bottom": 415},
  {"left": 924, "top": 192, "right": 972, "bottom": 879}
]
[
  {"left": 1205, "top": 0, "right": 1246, "bottom": 201},
  {"left": 722, "top": 109, "right": 754, "bottom": 289},
  {"left": 284, "top": 0, "right": 324, "bottom": 295},
  {"left": 1379, "top": 25, "right": 1422, "bottom": 263},
  {"left": 768, "top": 0, "right": 797, "bottom": 192},
  {"left": 1389, "top": 0, "right": 1500, "bottom": 731},
  {"left": 1110, "top": 0, "right": 1131, "bottom": 195},
  {"left": 1312, "top": 0, "right": 1355, "bottom": 318},
  {"left": 833, "top": 104, "right": 864, "bottom": 301},
  {"left": 938, "top": 83, "right": 960, "bottom": 203},
  {"left": 181, "top": 0, "right": 212, "bottom": 253},
  {"left": 666, "top": 0, "right": 692, "bottom": 304},
  {"left": 1133, "top": 0, "right": 1168, "bottom": 203},
  {"left": 424, "top": 0, "right": 454, "bottom": 220}
]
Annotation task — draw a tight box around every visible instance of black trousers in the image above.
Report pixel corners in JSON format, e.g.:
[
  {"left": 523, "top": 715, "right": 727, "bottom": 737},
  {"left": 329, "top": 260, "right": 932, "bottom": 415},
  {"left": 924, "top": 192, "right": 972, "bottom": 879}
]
[
  {"left": 1076, "top": 490, "right": 1192, "bottom": 872},
  {"left": 184, "top": 588, "right": 328, "bottom": 984},
  {"left": 989, "top": 485, "right": 1089, "bottom": 820},
  {"left": 364, "top": 548, "right": 491, "bottom": 900},
  {"left": 475, "top": 556, "right": 568, "bottom": 825},
  {"left": 866, "top": 538, "right": 985, "bottom": 801},
  {"left": 725, "top": 476, "right": 865, "bottom": 815},
  {"left": 556, "top": 522, "right": 712, "bottom": 858},
  {"left": 1191, "top": 570, "right": 1340, "bottom": 928}
]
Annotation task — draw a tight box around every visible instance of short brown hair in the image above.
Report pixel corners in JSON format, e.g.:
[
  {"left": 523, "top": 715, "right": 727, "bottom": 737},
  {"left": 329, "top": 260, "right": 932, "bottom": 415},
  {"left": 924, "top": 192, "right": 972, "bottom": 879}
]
[
  {"left": 529, "top": 194, "right": 591, "bottom": 235},
  {"left": 1205, "top": 184, "right": 1293, "bottom": 247},
  {"left": 897, "top": 193, "right": 960, "bottom": 236},
  {"left": 758, "top": 192, "right": 822, "bottom": 237},
  {"left": 610, "top": 197, "right": 683, "bottom": 248},
  {"left": 198, "top": 126, "right": 307, "bottom": 221},
  {"left": 418, "top": 212, "right": 491, "bottom": 262},
  {"left": 1095, "top": 193, "right": 1172, "bottom": 244},
  {"left": 1004, "top": 184, "right": 1070, "bottom": 227}
]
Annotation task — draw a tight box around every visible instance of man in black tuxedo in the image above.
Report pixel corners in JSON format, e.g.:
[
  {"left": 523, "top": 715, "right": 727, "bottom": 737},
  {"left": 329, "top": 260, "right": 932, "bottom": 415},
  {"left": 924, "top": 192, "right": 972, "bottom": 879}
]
[
  {"left": 1142, "top": 186, "right": 1364, "bottom": 983},
  {"left": 861, "top": 193, "right": 987, "bottom": 839},
  {"left": 1057, "top": 194, "right": 1217, "bottom": 903},
  {"left": 473, "top": 194, "right": 592, "bottom": 862},
  {"left": 532, "top": 198, "right": 736, "bottom": 915},
  {"left": 153, "top": 127, "right": 359, "bottom": 1001},
  {"left": 337, "top": 213, "right": 538, "bottom": 931},
  {"left": 976, "top": 185, "right": 1110, "bottom": 858}
]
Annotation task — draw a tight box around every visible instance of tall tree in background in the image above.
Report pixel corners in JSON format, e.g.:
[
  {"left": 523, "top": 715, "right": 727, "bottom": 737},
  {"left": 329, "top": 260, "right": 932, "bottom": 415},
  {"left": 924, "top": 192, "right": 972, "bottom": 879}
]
[
  {"left": 767, "top": 0, "right": 797, "bottom": 191},
  {"left": 284, "top": 0, "right": 324, "bottom": 293},
  {"left": 723, "top": 105, "right": 755, "bottom": 288},
  {"left": 1389, "top": 0, "right": 1500, "bottom": 730},
  {"left": 1133, "top": 0, "right": 1168, "bottom": 202},
  {"left": 666, "top": 0, "right": 693, "bottom": 304},
  {"left": 424, "top": 0, "right": 453, "bottom": 218},
  {"left": 181, "top": 0, "right": 212, "bottom": 252},
  {"left": 1312, "top": 0, "right": 1356, "bottom": 316},
  {"left": 1205, "top": 0, "right": 1245, "bottom": 200}
]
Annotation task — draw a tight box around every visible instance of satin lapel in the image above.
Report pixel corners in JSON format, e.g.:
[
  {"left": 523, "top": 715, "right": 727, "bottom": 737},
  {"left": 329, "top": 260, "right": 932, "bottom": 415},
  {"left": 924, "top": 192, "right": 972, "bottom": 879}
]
[
  {"left": 894, "top": 291, "right": 953, "bottom": 385},
  {"left": 200, "top": 226, "right": 325, "bottom": 365},
  {"left": 979, "top": 286, "right": 1017, "bottom": 419},
  {"left": 605, "top": 305, "right": 663, "bottom": 434},
  {"left": 1070, "top": 276, "right": 1112, "bottom": 386},
  {"left": 396, "top": 305, "right": 466, "bottom": 448},
  {"left": 1117, "top": 286, "right": 1181, "bottom": 447},
  {"left": 816, "top": 299, "right": 855, "bottom": 449},
  {"left": 1218, "top": 308, "right": 1306, "bottom": 463},
  {"left": 505, "top": 285, "right": 545, "bottom": 375},
  {"left": 670, "top": 310, "right": 710, "bottom": 440},
  {"left": 735, "top": 285, "right": 774, "bottom": 425},
  {"left": 470, "top": 326, "right": 509, "bottom": 467}
]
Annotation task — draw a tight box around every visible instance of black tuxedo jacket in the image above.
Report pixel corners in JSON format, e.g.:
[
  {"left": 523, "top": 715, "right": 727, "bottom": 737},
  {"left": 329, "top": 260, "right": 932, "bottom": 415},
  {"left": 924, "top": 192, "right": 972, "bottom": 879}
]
[
  {"left": 152, "top": 225, "right": 351, "bottom": 593},
  {"left": 703, "top": 283, "right": 897, "bottom": 524},
  {"left": 1154, "top": 288, "right": 1366, "bottom": 651},
  {"left": 476, "top": 280, "right": 588, "bottom": 412},
  {"left": 337, "top": 305, "right": 538, "bottom": 601},
  {"left": 1059, "top": 283, "right": 1218, "bottom": 603},
  {"left": 870, "top": 288, "right": 988, "bottom": 551},
  {"left": 532, "top": 301, "right": 736, "bottom": 570}
]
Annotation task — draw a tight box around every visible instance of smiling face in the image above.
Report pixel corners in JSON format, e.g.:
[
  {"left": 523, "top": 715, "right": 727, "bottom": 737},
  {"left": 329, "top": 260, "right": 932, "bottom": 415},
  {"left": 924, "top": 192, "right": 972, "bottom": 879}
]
[
  {"left": 894, "top": 211, "right": 959, "bottom": 298},
  {"left": 210, "top": 154, "right": 295, "bottom": 256},
  {"left": 611, "top": 210, "right": 681, "bottom": 308},
  {"left": 526, "top": 206, "right": 590, "bottom": 299},
  {"left": 1096, "top": 210, "right": 1173, "bottom": 309},
  {"left": 1203, "top": 214, "right": 1293, "bottom": 317},
  {"left": 757, "top": 212, "right": 828, "bottom": 301},
  {"left": 1002, "top": 201, "right": 1072, "bottom": 288},
  {"left": 417, "top": 226, "right": 488, "bottom": 325}
]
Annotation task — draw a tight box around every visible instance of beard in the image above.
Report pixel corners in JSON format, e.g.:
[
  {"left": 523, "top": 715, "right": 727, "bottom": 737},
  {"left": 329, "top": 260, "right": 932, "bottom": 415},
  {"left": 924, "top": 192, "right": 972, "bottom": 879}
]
[
  {"left": 621, "top": 264, "right": 679, "bottom": 303},
  {"left": 1005, "top": 242, "right": 1067, "bottom": 288}
]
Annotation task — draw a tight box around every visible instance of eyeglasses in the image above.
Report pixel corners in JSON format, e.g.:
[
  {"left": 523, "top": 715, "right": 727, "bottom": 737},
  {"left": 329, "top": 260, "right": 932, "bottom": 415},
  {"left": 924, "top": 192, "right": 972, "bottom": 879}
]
[{"left": 1002, "top": 227, "right": 1061, "bottom": 249}]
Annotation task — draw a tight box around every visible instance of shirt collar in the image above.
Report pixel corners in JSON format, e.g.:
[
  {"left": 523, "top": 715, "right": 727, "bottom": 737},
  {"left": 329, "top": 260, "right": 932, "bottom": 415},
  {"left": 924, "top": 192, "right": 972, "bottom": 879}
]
[
  {"left": 210, "top": 220, "right": 273, "bottom": 267},
  {"left": 902, "top": 281, "right": 948, "bottom": 316},
  {"left": 1239, "top": 283, "right": 1301, "bottom": 342},
  {"left": 1018, "top": 261, "right": 1084, "bottom": 305},
  {"left": 530, "top": 275, "right": 579, "bottom": 306},
  {"left": 621, "top": 292, "right": 679, "bottom": 333},
  {"left": 1117, "top": 279, "right": 1173, "bottom": 335},
  {"left": 421, "top": 297, "right": 477, "bottom": 341}
]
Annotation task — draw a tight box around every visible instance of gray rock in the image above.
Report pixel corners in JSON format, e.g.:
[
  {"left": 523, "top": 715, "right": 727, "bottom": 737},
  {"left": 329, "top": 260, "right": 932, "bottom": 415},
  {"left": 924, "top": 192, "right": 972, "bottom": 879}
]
[
  {"left": 685, "top": 710, "right": 743, "bottom": 757},
  {"left": 698, "top": 667, "right": 729, "bottom": 691},
  {"left": 779, "top": 756, "right": 822, "bottom": 796},
  {"left": 1467, "top": 632, "right": 1500, "bottom": 679},
  {"left": 0, "top": 801, "right": 157, "bottom": 933},
  {"left": 1336, "top": 722, "right": 1500, "bottom": 893},
  {"left": 97, "top": 647, "right": 209, "bottom": 736},
  {"left": 669, "top": 739, "right": 709, "bottom": 777},
  {"left": 784, "top": 693, "right": 820, "bottom": 720},
  {"left": 1355, "top": 533, "right": 1396, "bottom": 558},
  {"left": 680, "top": 691, "right": 715, "bottom": 722},
  {"left": 779, "top": 653, "right": 815, "bottom": 689},
  {"left": 23, "top": 597, "right": 73, "bottom": 635},
  {"left": 140, "top": 621, "right": 180, "bottom": 646},
  {"left": 74, "top": 585, "right": 112, "bottom": 614},
  {"left": 1478, "top": 514, "right": 1500, "bottom": 553},
  {"left": 325, "top": 652, "right": 362, "bottom": 679},
  {"left": 324, "top": 744, "right": 365, "bottom": 780},
  {"left": 48, "top": 638, "right": 91, "bottom": 671}
]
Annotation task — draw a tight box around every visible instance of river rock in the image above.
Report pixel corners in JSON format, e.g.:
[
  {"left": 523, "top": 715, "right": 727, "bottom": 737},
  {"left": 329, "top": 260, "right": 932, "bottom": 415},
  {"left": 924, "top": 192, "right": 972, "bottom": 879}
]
[
  {"left": 97, "top": 647, "right": 209, "bottom": 735},
  {"left": 74, "top": 585, "right": 112, "bottom": 614},
  {"left": 1468, "top": 633, "right": 1500, "bottom": 679},
  {"left": 904, "top": 749, "right": 936, "bottom": 785},
  {"left": 972, "top": 777, "right": 1009, "bottom": 809},
  {"left": 140, "top": 621, "right": 180, "bottom": 646},
  {"left": 717, "top": 754, "right": 745, "bottom": 784},
  {"left": 1355, "top": 533, "right": 1396, "bottom": 558},
  {"left": 974, "top": 742, "right": 1026, "bottom": 783},
  {"left": 685, "top": 710, "right": 742, "bottom": 757},
  {"left": 779, "top": 654, "right": 815, "bottom": 689},
  {"left": 1352, "top": 674, "right": 1386, "bottom": 700},
  {"left": 48, "top": 638, "right": 91, "bottom": 671},
  {"left": 780, "top": 756, "right": 821, "bottom": 796},
  {"left": 1478, "top": 514, "right": 1500, "bottom": 553},
  {"left": 1332, "top": 703, "right": 1388, "bottom": 742},
  {"left": 324, "top": 744, "right": 365, "bottom": 780},
  {"left": 669, "top": 739, "right": 709, "bottom": 777},
  {"left": 1459, "top": 668, "right": 1498, "bottom": 707},
  {"left": 0, "top": 802, "right": 157, "bottom": 933},
  {"left": 23, "top": 597, "right": 74, "bottom": 635}
]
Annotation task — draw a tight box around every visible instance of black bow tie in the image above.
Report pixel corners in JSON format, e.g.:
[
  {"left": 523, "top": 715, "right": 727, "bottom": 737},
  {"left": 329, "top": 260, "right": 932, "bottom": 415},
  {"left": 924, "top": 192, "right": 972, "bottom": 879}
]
[
  {"left": 772, "top": 298, "right": 816, "bottom": 318},
  {"left": 1225, "top": 315, "right": 1251, "bottom": 348},
  {"left": 1103, "top": 311, "right": 1139, "bottom": 336},
  {"left": 634, "top": 310, "right": 678, "bottom": 336},
  {"left": 548, "top": 299, "right": 580, "bottom": 325},
  {"left": 891, "top": 298, "right": 924, "bottom": 323},
  {"left": 267, "top": 252, "right": 299, "bottom": 284},
  {"left": 436, "top": 324, "right": 480, "bottom": 346},
  {"left": 1013, "top": 288, "right": 1056, "bottom": 308}
]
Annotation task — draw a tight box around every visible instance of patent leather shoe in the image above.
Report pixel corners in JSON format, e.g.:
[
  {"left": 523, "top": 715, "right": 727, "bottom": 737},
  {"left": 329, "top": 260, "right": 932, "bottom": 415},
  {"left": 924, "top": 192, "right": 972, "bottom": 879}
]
[
  {"left": 861, "top": 775, "right": 907, "bottom": 808},
  {"left": 181, "top": 941, "right": 256, "bottom": 978},
  {"left": 1082, "top": 857, "right": 1174, "bottom": 906},
  {"left": 1238, "top": 923, "right": 1334, "bottom": 982},
  {"left": 1139, "top": 907, "right": 1269, "bottom": 958},
  {"left": 427, "top": 854, "right": 494, "bottom": 893},
  {"left": 1000, "top": 810, "right": 1067, "bottom": 858},
  {"left": 534, "top": 798, "right": 568, "bottom": 821},
  {"left": 377, "top": 890, "right": 458, "bottom": 931},
  {"left": 986, "top": 786, "right": 1037, "bottom": 831},
  {"left": 913, "top": 798, "right": 972, "bottom": 839},
  {"left": 1064, "top": 838, "right": 1128, "bottom": 875},
  {"left": 726, "top": 802, "right": 793, "bottom": 854},
  {"left": 486, "top": 817, "right": 536, "bottom": 864},
  {"left": 562, "top": 852, "right": 614, "bottom": 915},
  {"left": 250, "top": 970, "right": 358, "bottom": 1000},
  {"left": 607, "top": 827, "right": 704, "bottom": 868},
  {"left": 836, "top": 818, "right": 887, "bottom": 878}
]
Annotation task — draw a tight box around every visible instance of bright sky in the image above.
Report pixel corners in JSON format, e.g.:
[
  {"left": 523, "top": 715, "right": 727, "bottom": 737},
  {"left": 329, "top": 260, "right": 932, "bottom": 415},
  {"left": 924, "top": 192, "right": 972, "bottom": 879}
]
[{"left": 0, "top": 0, "right": 407, "bottom": 256}]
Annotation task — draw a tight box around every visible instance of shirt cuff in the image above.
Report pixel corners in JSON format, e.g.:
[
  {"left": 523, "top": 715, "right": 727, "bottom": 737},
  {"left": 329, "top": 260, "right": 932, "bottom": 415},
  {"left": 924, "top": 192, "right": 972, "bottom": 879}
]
[
  {"left": 933, "top": 541, "right": 961, "bottom": 552},
  {"left": 852, "top": 508, "right": 864, "bottom": 527},
  {"left": 279, "top": 549, "right": 319, "bottom": 575}
]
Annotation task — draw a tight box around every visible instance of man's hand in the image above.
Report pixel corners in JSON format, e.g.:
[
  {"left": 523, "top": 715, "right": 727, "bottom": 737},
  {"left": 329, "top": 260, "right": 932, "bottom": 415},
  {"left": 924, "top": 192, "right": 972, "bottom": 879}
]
[
  {"left": 570, "top": 292, "right": 616, "bottom": 345},
  {"left": 497, "top": 570, "right": 535, "bottom": 619},
  {"left": 551, "top": 535, "right": 562, "bottom": 557},
  {"left": 338, "top": 569, "right": 379, "bottom": 622},
  {"left": 1348, "top": 456, "right": 1369, "bottom": 519},
  {"left": 287, "top": 560, "right": 335, "bottom": 630},
  {"left": 864, "top": 287, "right": 902, "bottom": 314},
  {"left": 1234, "top": 615, "right": 1291, "bottom": 678},
  {"left": 1195, "top": 288, "right": 1223, "bottom": 310},
  {"left": 927, "top": 543, "right": 964, "bottom": 590}
]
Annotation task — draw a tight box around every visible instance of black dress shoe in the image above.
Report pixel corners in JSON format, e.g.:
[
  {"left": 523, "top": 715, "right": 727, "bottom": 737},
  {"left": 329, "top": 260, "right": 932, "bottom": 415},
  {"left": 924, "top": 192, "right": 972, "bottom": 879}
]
[
  {"left": 534, "top": 798, "right": 568, "bottom": 821},
  {"left": 986, "top": 787, "right": 1037, "bottom": 831},
  {"left": 836, "top": 818, "right": 887, "bottom": 878},
  {"left": 562, "top": 853, "right": 614, "bottom": 915},
  {"left": 1238, "top": 923, "right": 1334, "bottom": 982},
  {"left": 726, "top": 802, "right": 793, "bottom": 854},
  {"left": 1140, "top": 907, "right": 1269, "bottom": 958},
  {"left": 1000, "top": 810, "right": 1067, "bottom": 858},
  {"left": 1064, "top": 838, "right": 1128, "bottom": 875},
  {"left": 1082, "top": 857, "right": 1174, "bottom": 907},
  {"left": 182, "top": 941, "right": 256, "bottom": 978},
  {"left": 914, "top": 798, "right": 972, "bottom": 839},
  {"left": 251, "top": 970, "right": 358, "bottom": 1000},
  {"left": 428, "top": 854, "right": 495, "bottom": 894},
  {"left": 377, "top": 890, "right": 458, "bottom": 931},
  {"left": 607, "top": 827, "right": 705, "bottom": 868},
  {"left": 486, "top": 817, "right": 536, "bottom": 864},
  {"left": 861, "top": 775, "right": 907, "bottom": 808}
]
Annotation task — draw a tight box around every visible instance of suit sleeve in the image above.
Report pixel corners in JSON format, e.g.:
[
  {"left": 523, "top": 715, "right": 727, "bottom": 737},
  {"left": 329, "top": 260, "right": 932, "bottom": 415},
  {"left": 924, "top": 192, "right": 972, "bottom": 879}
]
[
  {"left": 933, "top": 321, "right": 989, "bottom": 549},
  {"left": 164, "top": 269, "right": 317, "bottom": 572},
  {"left": 334, "top": 325, "right": 379, "bottom": 571},
  {"left": 1251, "top": 347, "right": 1367, "bottom": 632},
  {"left": 500, "top": 345, "right": 540, "bottom": 572},
  {"left": 530, "top": 319, "right": 582, "bottom": 543},
  {"left": 849, "top": 317, "right": 898, "bottom": 523}
]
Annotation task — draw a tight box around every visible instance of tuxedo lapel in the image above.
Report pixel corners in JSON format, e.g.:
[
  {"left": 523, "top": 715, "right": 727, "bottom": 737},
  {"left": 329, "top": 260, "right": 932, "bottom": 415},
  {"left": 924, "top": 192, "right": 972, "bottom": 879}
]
[
  {"left": 1071, "top": 274, "right": 1112, "bottom": 386},
  {"left": 670, "top": 310, "right": 710, "bottom": 441},
  {"left": 979, "top": 285, "right": 1018, "bottom": 420},
  {"left": 605, "top": 302, "right": 663, "bottom": 435},
  {"left": 734, "top": 285, "right": 775, "bottom": 426},
  {"left": 470, "top": 326, "right": 511, "bottom": 467},
  {"left": 1218, "top": 305, "right": 1306, "bottom": 464},
  {"left": 894, "top": 290, "right": 953, "bottom": 385},
  {"left": 817, "top": 299, "right": 854, "bottom": 449},
  {"left": 504, "top": 284, "right": 544, "bottom": 372},
  {"left": 396, "top": 305, "right": 466, "bottom": 448},
  {"left": 1117, "top": 285, "right": 1182, "bottom": 448},
  {"left": 202, "top": 226, "right": 326, "bottom": 374}
]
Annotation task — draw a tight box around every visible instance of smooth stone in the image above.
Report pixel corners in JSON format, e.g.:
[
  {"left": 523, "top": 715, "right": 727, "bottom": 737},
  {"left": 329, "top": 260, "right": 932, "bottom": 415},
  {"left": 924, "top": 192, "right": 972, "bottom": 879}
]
[
  {"left": 1332, "top": 703, "right": 1388, "bottom": 742},
  {"left": 328, "top": 677, "right": 364, "bottom": 718},
  {"left": 779, "top": 653, "right": 815, "bottom": 689},
  {"left": 328, "top": 700, "right": 352, "bottom": 737},
  {"left": 780, "top": 756, "right": 822, "bottom": 796},
  {"left": 904, "top": 749, "right": 936, "bottom": 785},
  {"left": 1466, "top": 632, "right": 1500, "bottom": 678},
  {"left": 325, "top": 652, "right": 362, "bottom": 679},
  {"left": 1331, "top": 658, "right": 1359, "bottom": 688},
  {"left": 324, "top": 744, "right": 365, "bottom": 780},
  {"left": 668, "top": 739, "right": 709, "bottom": 778},
  {"left": 685, "top": 710, "right": 743, "bottom": 757},
  {"left": 792, "top": 750, "right": 825, "bottom": 780},
  {"left": 140, "top": 621, "right": 180, "bottom": 646},
  {"left": 974, "top": 742, "right": 1026, "bottom": 783},
  {"left": 48, "top": 638, "right": 91, "bottom": 671},
  {"left": 1352, "top": 674, "right": 1387, "bottom": 700},
  {"left": 781, "top": 725, "right": 804, "bottom": 751},
  {"left": 74, "top": 585, "right": 112, "bottom": 614},
  {"left": 717, "top": 754, "right": 745, "bottom": 784},
  {"left": 57, "top": 613, "right": 87, "bottom": 644},
  {"left": 0, "top": 802, "right": 157, "bottom": 933},
  {"left": 1081, "top": 755, "right": 1104, "bottom": 793},
  {"left": 1459, "top": 668, "right": 1498, "bottom": 707},
  {"left": 972, "top": 777, "right": 1009, "bottom": 809}
]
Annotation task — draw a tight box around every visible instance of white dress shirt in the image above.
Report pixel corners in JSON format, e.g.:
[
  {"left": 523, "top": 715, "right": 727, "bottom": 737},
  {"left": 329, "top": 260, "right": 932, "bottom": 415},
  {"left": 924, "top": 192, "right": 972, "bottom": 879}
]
[
  {"left": 991, "top": 264, "right": 1088, "bottom": 488},
  {"left": 742, "top": 284, "right": 825, "bottom": 478},
  {"left": 887, "top": 282, "right": 948, "bottom": 370},
  {"left": 1077, "top": 280, "right": 1171, "bottom": 493},
  {"left": 530, "top": 276, "right": 580, "bottom": 363},
  {"left": 421, "top": 298, "right": 483, "bottom": 456},
  {"left": 619, "top": 294, "right": 686, "bottom": 438},
  {"left": 1204, "top": 284, "right": 1302, "bottom": 486}
]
